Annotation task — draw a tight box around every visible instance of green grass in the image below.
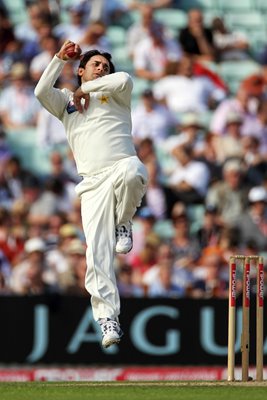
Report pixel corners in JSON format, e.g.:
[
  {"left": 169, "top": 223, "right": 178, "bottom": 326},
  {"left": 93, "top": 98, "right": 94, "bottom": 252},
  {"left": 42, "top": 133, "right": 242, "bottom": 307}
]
[{"left": 1, "top": 382, "right": 267, "bottom": 400}]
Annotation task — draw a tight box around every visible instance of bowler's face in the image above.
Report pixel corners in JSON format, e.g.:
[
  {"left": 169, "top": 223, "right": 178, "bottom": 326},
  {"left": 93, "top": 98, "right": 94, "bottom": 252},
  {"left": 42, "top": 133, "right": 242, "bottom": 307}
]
[{"left": 78, "top": 55, "right": 110, "bottom": 82}]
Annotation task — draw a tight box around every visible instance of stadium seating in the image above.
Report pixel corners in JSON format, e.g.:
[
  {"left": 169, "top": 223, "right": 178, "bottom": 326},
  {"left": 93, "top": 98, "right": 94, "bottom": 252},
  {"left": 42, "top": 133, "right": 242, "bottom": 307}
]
[
  {"left": 2, "top": 0, "right": 27, "bottom": 24},
  {"left": 226, "top": 11, "right": 266, "bottom": 34},
  {"left": 154, "top": 8, "right": 187, "bottom": 33},
  {"left": 178, "top": 0, "right": 219, "bottom": 12},
  {"left": 217, "top": 60, "right": 262, "bottom": 93},
  {"left": 217, "top": 0, "right": 255, "bottom": 12}
]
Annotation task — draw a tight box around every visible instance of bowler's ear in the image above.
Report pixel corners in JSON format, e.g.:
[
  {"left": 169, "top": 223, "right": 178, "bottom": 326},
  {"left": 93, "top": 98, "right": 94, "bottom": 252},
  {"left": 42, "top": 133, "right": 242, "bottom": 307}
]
[{"left": 77, "top": 67, "right": 84, "bottom": 78}]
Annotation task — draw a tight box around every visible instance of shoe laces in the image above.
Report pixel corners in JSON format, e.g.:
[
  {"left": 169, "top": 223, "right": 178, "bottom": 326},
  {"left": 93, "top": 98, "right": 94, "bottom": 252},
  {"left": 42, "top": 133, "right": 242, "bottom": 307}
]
[
  {"left": 99, "top": 318, "right": 120, "bottom": 335},
  {"left": 116, "top": 222, "right": 132, "bottom": 239}
]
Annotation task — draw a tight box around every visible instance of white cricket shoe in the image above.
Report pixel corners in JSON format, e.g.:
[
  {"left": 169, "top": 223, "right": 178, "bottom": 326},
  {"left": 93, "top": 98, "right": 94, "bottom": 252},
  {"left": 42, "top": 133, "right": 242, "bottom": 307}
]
[
  {"left": 115, "top": 221, "right": 133, "bottom": 254},
  {"left": 98, "top": 318, "right": 123, "bottom": 348}
]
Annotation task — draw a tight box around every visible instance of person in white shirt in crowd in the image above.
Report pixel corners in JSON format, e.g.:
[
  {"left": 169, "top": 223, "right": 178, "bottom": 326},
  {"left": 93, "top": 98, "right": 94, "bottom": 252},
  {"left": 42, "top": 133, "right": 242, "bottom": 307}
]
[
  {"left": 131, "top": 88, "right": 178, "bottom": 146},
  {"left": 36, "top": 106, "right": 69, "bottom": 150},
  {"left": 34, "top": 40, "right": 148, "bottom": 348},
  {"left": 126, "top": 4, "right": 167, "bottom": 59},
  {"left": 29, "top": 34, "right": 60, "bottom": 83},
  {"left": 153, "top": 55, "right": 226, "bottom": 114},
  {"left": 211, "top": 16, "right": 251, "bottom": 62},
  {"left": 133, "top": 22, "right": 183, "bottom": 82},
  {"left": 164, "top": 143, "right": 210, "bottom": 216},
  {"left": 0, "top": 62, "right": 40, "bottom": 130},
  {"left": 209, "top": 77, "right": 262, "bottom": 136}
]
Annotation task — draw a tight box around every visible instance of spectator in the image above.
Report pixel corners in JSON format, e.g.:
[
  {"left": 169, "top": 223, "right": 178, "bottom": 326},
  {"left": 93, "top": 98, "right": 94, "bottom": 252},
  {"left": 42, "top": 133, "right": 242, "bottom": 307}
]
[
  {"left": 14, "top": 2, "right": 52, "bottom": 43},
  {"left": 210, "top": 78, "right": 262, "bottom": 136},
  {"left": 142, "top": 241, "right": 175, "bottom": 289},
  {"left": 45, "top": 223, "right": 82, "bottom": 286},
  {"left": 178, "top": 8, "right": 216, "bottom": 62},
  {"left": 234, "top": 186, "right": 267, "bottom": 252},
  {"left": 53, "top": 3, "right": 88, "bottom": 43},
  {"left": 130, "top": 232, "right": 161, "bottom": 278},
  {"left": 0, "top": 127, "right": 12, "bottom": 163},
  {"left": 248, "top": 98, "right": 267, "bottom": 155},
  {"left": 195, "top": 205, "right": 224, "bottom": 249},
  {"left": 136, "top": 137, "right": 158, "bottom": 166},
  {"left": 126, "top": 4, "right": 165, "bottom": 59},
  {"left": 59, "top": 238, "right": 88, "bottom": 295},
  {"left": 211, "top": 16, "right": 251, "bottom": 62},
  {"left": 29, "top": 35, "right": 60, "bottom": 83},
  {"left": 22, "top": 15, "right": 56, "bottom": 65},
  {"left": 143, "top": 159, "right": 167, "bottom": 220},
  {"left": 211, "top": 111, "right": 244, "bottom": 164},
  {"left": 46, "top": 151, "right": 77, "bottom": 186},
  {"left": 169, "top": 202, "right": 200, "bottom": 293},
  {"left": 125, "top": 206, "right": 158, "bottom": 264},
  {"left": 153, "top": 56, "right": 226, "bottom": 114},
  {"left": 205, "top": 158, "right": 249, "bottom": 227},
  {"left": 27, "top": 177, "right": 73, "bottom": 226},
  {"left": 78, "top": 20, "right": 111, "bottom": 54},
  {"left": 133, "top": 22, "right": 183, "bottom": 81},
  {"left": 163, "top": 144, "right": 210, "bottom": 214},
  {"left": 162, "top": 112, "right": 207, "bottom": 162},
  {"left": 147, "top": 260, "right": 185, "bottom": 298},
  {"left": 191, "top": 248, "right": 228, "bottom": 299},
  {"left": 88, "top": 0, "right": 131, "bottom": 27},
  {"left": 36, "top": 105, "right": 69, "bottom": 150},
  {"left": 241, "top": 136, "right": 267, "bottom": 186},
  {"left": 0, "top": 8, "right": 15, "bottom": 54},
  {"left": 0, "top": 37, "right": 27, "bottom": 85},
  {"left": 2, "top": 155, "right": 35, "bottom": 201},
  {"left": 131, "top": 88, "right": 178, "bottom": 146},
  {"left": 9, "top": 237, "right": 59, "bottom": 294},
  {"left": 0, "top": 206, "right": 25, "bottom": 264},
  {"left": 116, "top": 263, "right": 144, "bottom": 297},
  {"left": 0, "top": 62, "right": 40, "bottom": 130}
]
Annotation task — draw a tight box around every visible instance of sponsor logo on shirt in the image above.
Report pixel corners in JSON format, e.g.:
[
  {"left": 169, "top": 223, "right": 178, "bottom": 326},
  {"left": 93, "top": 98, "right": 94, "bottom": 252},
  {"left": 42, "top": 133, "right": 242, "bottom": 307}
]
[{"left": 66, "top": 100, "right": 77, "bottom": 114}]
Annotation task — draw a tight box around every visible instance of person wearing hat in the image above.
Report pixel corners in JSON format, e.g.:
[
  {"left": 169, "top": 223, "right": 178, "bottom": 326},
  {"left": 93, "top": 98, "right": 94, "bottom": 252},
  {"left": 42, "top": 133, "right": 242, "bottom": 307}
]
[
  {"left": 0, "top": 61, "right": 40, "bottom": 129},
  {"left": 233, "top": 186, "right": 267, "bottom": 251},
  {"left": 211, "top": 111, "right": 244, "bottom": 163},
  {"left": 9, "top": 237, "right": 58, "bottom": 295},
  {"left": 35, "top": 40, "right": 148, "bottom": 348},
  {"left": 162, "top": 112, "right": 206, "bottom": 161},
  {"left": 206, "top": 157, "right": 249, "bottom": 226}
]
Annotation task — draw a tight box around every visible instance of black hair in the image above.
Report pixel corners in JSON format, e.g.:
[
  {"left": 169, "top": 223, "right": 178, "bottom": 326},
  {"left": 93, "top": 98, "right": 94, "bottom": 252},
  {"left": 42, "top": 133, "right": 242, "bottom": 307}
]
[{"left": 77, "top": 49, "right": 115, "bottom": 86}]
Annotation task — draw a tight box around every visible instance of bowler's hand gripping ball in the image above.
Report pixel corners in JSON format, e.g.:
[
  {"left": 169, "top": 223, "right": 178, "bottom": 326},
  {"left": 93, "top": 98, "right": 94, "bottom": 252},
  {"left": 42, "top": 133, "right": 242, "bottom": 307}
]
[{"left": 66, "top": 47, "right": 81, "bottom": 59}]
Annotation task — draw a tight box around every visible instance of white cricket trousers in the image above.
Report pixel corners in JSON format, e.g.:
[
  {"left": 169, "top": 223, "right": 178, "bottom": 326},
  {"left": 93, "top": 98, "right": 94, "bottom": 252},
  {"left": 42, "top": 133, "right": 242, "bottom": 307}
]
[{"left": 75, "top": 156, "right": 148, "bottom": 321}]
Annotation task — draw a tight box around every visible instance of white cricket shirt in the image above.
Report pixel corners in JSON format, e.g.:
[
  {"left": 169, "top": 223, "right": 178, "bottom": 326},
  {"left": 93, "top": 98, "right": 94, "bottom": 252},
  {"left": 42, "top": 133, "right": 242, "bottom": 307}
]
[{"left": 35, "top": 55, "right": 137, "bottom": 176}]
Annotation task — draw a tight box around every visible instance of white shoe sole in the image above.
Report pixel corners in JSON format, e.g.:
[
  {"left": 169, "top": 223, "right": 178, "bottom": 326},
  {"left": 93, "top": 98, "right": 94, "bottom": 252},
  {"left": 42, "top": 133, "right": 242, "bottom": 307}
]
[
  {"left": 115, "top": 244, "right": 133, "bottom": 254},
  {"left": 102, "top": 336, "right": 121, "bottom": 348}
]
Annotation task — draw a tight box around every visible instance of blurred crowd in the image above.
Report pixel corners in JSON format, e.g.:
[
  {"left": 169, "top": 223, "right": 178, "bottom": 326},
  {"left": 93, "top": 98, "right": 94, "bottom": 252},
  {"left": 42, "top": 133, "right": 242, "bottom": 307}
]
[{"left": 0, "top": 0, "right": 267, "bottom": 298}]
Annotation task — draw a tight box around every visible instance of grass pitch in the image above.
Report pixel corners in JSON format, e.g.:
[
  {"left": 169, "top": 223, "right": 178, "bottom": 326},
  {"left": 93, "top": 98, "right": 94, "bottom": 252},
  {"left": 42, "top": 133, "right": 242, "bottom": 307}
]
[{"left": 1, "top": 381, "right": 267, "bottom": 400}]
